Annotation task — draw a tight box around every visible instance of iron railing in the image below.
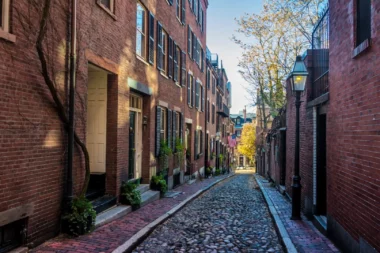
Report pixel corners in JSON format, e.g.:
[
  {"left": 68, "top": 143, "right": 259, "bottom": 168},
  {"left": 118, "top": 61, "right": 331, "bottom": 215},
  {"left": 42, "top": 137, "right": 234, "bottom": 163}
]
[{"left": 312, "top": 8, "right": 329, "bottom": 99}]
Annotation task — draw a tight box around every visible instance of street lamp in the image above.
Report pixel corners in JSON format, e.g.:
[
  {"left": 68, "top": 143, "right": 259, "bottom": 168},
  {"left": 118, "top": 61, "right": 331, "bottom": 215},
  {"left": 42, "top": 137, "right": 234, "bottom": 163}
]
[{"left": 288, "top": 55, "right": 308, "bottom": 220}]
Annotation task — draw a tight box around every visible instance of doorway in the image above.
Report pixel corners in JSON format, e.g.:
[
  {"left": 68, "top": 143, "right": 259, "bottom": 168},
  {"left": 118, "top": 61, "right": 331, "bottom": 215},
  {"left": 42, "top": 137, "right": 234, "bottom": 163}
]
[
  {"left": 86, "top": 65, "right": 108, "bottom": 198},
  {"left": 185, "top": 124, "right": 192, "bottom": 175},
  {"left": 316, "top": 114, "right": 327, "bottom": 216},
  {"left": 239, "top": 156, "right": 244, "bottom": 167},
  {"left": 129, "top": 94, "right": 143, "bottom": 180}
]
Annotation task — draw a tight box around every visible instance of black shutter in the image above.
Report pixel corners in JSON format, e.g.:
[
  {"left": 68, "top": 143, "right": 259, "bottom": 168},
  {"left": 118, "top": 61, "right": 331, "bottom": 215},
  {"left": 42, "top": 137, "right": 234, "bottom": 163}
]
[
  {"left": 173, "top": 43, "right": 178, "bottom": 82},
  {"left": 206, "top": 68, "right": 209, "bottom": 89},
  {"left": 201, "top": 86, "right": 205, "bottom": 112},
  {"left": 181, "top": 51, "right": 186, "bottom": 86},
  {"left": 156, "top": 106, "right": 162, "bottom": 156},
  {"left": 192, "top": 77, "right": 196, "bottom": 107},
  {"left": 192, "top": 32, "right": 196, "bottom": 60},
  {"left": 201, "top": 48, "right": 204, "bottom": 72},
  {"left": 187, "top": 25, "right": 192, "bottom": 55},
  {"left": 187, "top": 74, "right": 191, "bottom": 105},
  {"left": 173, "top": 112, "right": 177, "bottom": 149},
  {"left": 148, "top": 13, "right": 155, "bottom": 65},
  {"left": 180, "top": 113, "right": 184, "bottom": 142},
  {"left": 194, "top": 130, "right": 198, "bottom": 159},
  {"left": 167, "top": 109, "right": 172, "bottom": 150},
  {"left": 157, "top": 22, "right": 163, "bottom": 70},
  {"left": 168, "top": 0, "right": 173, "bottom": 5},
  {"left": 168, "top": 37, "right": 173, "bottom": 78},
  {"left": 200, "top": 130, "right": 203, "bottom": 154}
]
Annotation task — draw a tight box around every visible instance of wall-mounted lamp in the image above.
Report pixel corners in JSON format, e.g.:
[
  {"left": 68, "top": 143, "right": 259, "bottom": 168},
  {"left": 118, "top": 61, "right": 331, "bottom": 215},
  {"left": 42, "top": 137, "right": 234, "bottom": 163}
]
[{"left": 143, "top": 116, "right": 148, "bottom": 131}]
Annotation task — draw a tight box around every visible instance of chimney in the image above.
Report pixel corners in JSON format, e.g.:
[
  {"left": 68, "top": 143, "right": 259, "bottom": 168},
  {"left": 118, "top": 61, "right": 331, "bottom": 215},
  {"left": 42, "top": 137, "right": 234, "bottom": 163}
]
[{"left": 243, "top": 106, "right": 247, "bottom": 123}]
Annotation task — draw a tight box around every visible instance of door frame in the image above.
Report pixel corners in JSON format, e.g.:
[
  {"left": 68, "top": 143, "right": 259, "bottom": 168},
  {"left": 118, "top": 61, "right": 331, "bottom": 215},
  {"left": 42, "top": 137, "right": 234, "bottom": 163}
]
[{"left": 129, "top": 93, "right": 143, "bottom": 180}]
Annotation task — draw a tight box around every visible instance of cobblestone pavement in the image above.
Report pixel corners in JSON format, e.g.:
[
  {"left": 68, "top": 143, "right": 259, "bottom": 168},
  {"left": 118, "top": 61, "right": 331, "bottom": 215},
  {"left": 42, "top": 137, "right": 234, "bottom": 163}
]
[
  {"left": 134, "top": 174, "right": 283, "bottom": 253},
  {"left": 32, "top": 175, "right": 230, "bottom": 253}
]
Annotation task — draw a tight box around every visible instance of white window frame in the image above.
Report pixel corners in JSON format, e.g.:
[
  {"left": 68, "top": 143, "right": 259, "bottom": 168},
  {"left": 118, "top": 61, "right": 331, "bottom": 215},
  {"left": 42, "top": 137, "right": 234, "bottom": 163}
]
[
  {"left": 136, "top": 2, "right": 147, "bottom": 59},
  {"left": 160, "top": 107, "right": 167, "bottom": 142},
  {"left": 1, "top": 0, "right": 10, "bottom": 32}
]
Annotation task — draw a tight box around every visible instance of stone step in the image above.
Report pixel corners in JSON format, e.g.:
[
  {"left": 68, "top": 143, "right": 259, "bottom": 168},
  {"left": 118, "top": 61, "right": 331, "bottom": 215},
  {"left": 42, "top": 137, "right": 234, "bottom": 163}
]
[
  {"left": 136, "top": 184, "right": 150, "bottom": 195},
  {"left": 95, "top": 205, "right": 132, "bottom": 227},
  {"left": 140, "top": 190, "right": 160, "bottom": 207},
  {"left": 91, "top": 195, "right": 117, "bottom": 214}
]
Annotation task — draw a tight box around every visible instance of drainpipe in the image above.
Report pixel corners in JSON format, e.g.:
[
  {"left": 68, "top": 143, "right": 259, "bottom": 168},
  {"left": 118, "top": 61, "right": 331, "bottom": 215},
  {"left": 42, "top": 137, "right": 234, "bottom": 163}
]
[
  {"left": 67, "top": 0, "right": 77, "bottom": 205},
  {"left": 204, "top": 71, "right": 208, "bottom": 173}
]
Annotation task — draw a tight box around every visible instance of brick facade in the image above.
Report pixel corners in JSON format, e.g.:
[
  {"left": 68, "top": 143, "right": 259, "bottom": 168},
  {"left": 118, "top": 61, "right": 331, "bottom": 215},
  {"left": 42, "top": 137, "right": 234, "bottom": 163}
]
[{"left": 0, "top": 0, "right": 231, "bottom": 249}]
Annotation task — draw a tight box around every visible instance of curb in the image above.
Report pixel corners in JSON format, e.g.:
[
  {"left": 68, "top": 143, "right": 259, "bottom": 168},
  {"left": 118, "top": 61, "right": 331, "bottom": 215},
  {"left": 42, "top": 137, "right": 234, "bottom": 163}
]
[
  {"left": 254, "top": 174, "right": 298, "bottom": 253},
  {"left": 113, "top": 174, "right": 235, "bottom": 253}
]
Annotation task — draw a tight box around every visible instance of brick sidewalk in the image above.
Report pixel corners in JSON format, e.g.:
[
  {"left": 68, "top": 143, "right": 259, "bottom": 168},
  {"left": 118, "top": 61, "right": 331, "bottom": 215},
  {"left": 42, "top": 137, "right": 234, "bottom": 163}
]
[
  {"left": 255, "top": 175, "right": 340, "bottom": 253},
  {"left": 31, "top": 175, "right": 231, "bottom": 253}
]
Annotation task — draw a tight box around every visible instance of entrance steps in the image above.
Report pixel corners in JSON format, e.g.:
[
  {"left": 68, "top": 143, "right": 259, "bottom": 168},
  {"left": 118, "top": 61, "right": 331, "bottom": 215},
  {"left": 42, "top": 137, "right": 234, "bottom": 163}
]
[
  {"left": 94, "top": 184, "right": 159, "bottom": 227},
  {"left": 137, "top": 184, "right": 160, "bottom": 207}
]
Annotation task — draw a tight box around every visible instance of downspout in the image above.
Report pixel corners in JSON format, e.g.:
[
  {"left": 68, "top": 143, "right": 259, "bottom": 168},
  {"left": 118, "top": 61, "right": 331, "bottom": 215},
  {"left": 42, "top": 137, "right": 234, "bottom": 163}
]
[
  {"left": 204, "top": 69, "right": 208, "bottom": 173},
  {"left": 67, "top": 0, "right": 77, "bottom": 203}
]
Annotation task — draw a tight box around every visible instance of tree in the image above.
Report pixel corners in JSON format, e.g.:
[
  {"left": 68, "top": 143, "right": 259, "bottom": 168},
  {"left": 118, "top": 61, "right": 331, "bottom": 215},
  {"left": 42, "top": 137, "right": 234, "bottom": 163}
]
[
  {"left": 233, "top": 0, "right": 327, "bottom": 131},
  {"left": 237, "top": 124, "right": 256, "bottom": 162}
]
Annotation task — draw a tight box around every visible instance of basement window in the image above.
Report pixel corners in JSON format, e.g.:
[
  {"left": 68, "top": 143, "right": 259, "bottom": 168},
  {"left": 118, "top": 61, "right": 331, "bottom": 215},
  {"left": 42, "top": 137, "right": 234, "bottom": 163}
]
[
  {"left": 0, "top": 219, "right": 27, "bottom": 253},
  {"left": 353, "top": 0, "right": 371, "bottom": 57},
  {"left": 99, "top": 0, "right": 114, "bottom": 12}
]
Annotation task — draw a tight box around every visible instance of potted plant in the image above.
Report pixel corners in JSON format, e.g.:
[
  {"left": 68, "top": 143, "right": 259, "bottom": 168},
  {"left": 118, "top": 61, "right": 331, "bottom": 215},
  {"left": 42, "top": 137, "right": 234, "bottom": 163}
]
[
  {"left": 63, "top": 196, "right": 96, "bottom": 236},
  {"left": 205, "top": 167, "right": 213, "bottom": 178},
  {"left": 120, "top": 181, "right": 141, "bottom": 210},
  {"left": 150, "top": 174, "right": 168, "bottom": 196},
  {"left": 215, "top": 168, "right": 221, "bottom": 176}
]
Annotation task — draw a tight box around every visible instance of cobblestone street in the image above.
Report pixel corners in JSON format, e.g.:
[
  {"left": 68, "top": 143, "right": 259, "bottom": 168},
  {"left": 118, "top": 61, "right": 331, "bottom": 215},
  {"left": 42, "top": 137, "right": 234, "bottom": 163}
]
[{"left": 134, "top": 174, "right": 283, "bottom": 253}]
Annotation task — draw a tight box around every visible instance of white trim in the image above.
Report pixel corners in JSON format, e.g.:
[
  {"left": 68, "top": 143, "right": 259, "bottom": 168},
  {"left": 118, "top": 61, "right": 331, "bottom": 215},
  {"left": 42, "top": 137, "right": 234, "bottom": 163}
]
[
  {"left": 158, "top": 100, "right": 169, "bottom": 108},
  {"left": 1, "top": 0, "right": 10, "bottom": 33},
  {"left": 185, "top": 118, "right": 192, "bottom": 124}
]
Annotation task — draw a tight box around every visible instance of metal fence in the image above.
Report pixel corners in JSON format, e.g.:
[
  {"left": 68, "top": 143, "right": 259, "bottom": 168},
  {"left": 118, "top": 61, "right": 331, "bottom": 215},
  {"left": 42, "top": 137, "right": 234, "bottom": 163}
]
[{"left": 312, "top": 8, "right": 329, "bottom": 99}]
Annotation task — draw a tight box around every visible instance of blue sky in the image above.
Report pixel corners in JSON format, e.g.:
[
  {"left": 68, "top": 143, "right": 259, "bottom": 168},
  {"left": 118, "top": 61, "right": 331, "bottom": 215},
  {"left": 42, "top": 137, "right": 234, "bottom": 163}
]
[{"left": 207, "top": 0, "right": 263, "bottom": 114}]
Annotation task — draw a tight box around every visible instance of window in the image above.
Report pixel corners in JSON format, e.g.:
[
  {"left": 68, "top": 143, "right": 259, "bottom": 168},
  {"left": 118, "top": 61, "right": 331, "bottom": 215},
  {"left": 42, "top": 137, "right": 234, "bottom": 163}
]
[
  {"left": 236, "top": 130, "right": 241, "bottom": 137},
  {"left": 136, "top": 3, "right": 147, "bottom": 59},
  {"left": 237, "top": 118, "right": 241, "bottom": 125},
  {"left": 175, "top": 112, "right": 180, "bottom": 139},
  {"left": 201, "top": 85, "right": 205, "bottom": 112},
  {"left": 188, "top": 73, "right": 193, "bottom": 106},
  {"left": 160, "top": 108, "right": 167, "bottom": 141},
  {"left": 162, "top": 29, "right": 168, "bottom": 74},
  {"left": 194, "top": 0, "right": 198, "bottom": 20},
  {"left": 99, "top": 0, "right": 114, "bottom": 12},
  {"left": 356, "top": 0, "right": 371, "bottom": 46},
  {"left": 206, "top": 68, "right": 210, "bottom": 90},
  {"left": 176, "top": 0, "right": 186, "bottom": 24},
  {"left": 176, "top": 0, "right": 181, "bottom": 19},
  {"left": 188, "top": 26, "right": 192, "bottom": 56},
  {"left": 212, "top": 76, "right": 216, "bottom": 94},
  {"left": 195, "top": 129, "right": 203, "bottom": 157},
  {"left": 0, "top": 0, "right": 10, "bottom": 32},
  {"left": 195, "top": 80, "right": 200, "bottom": 110},
  {"left": 200, "top": 8, "right": 204, "bottom": 32}
]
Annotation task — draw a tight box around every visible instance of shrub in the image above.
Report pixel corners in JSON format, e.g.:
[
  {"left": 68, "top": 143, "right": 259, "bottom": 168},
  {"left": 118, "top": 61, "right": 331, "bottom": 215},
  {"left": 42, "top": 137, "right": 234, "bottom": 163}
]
[
  {"left": 215, "top": 168, "right": 221, "bottom": 176},
  {"left": 63, "top": 196, "right": 96, "bottom": 236},
  {"left": 150, "top": 174, "right": 168, "bottom": 194},
  {"left": 205, "top": 167, "right": 213, "bottom": 176},
  {"left": 120, "top": 181, "right": 141, "bottom": 209}
]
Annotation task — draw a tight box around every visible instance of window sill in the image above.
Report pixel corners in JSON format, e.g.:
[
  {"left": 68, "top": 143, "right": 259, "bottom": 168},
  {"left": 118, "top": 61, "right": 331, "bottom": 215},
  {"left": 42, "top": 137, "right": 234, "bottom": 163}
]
[
  {"left": 0, "top": 30, "right": 16, "bottom": 43},
  {"left": 175, "top": 82, "right": 182, "bottom": 88},
  {"left": 136, "top": 55, "right": 150, "bottom": 66},
  {"left": 352, "top": 39, "right": 370, "bottom": 58},
  {"left": 160, "top": 72, "right": 169, "bottom": 79},
  {"left": 96, "top": 1, "right": 117, "bottom": 20}
]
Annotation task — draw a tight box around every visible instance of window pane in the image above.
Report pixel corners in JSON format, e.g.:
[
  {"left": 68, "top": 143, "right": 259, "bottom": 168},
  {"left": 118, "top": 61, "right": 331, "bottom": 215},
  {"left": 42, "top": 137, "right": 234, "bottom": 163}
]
[
  {"left": 101, "top": 0, "right": 111, "bottom": 10},
  {"left": 136, "top": 4, "right": 145, "bottom": 32},
  {"left": 136, "top": 32, "right": 143, "bottom": 56}
]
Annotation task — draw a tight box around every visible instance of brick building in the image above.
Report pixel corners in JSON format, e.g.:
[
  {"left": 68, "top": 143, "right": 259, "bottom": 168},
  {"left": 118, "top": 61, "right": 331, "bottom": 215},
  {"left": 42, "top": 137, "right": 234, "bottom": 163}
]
[
  {"left": 260, "top": 2, "right": 380, "bottom": 252},
  {"left": 0, "top": 0, "right": 239, "bottom": 251}
]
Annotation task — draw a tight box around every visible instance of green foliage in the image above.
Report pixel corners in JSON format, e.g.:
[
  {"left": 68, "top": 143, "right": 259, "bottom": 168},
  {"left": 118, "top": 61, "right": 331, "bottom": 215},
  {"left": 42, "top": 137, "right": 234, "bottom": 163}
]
[
  {"left": 150, "top": 174, "right": 168, "bottom": 194},
  {"left": 205, "top": 167, "right": 213, "bottom": 176},
  {"left": 120, "top": 181, "right": 141, "bottom": 208},
  {"left": 175, "top": 138, "right": 185, "bottom": 169},
  {"left": 159, "top": 140, "right": 172, "bottom": 170},
  {"left": 64, "top": 196, "right": 96, "bottom": 236},
  {"left": 215, "top": 168, "right": 221, "bottom": 176},
  {"left": 219, "top": 154, "right": 225, "bottom": 164}
]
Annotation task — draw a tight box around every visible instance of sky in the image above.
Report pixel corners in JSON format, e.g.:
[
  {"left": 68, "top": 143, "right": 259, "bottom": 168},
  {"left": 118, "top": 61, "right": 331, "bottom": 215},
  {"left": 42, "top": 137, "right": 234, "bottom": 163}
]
[{"left": 207, "top": 0, "right": 263, "bottom": 114}]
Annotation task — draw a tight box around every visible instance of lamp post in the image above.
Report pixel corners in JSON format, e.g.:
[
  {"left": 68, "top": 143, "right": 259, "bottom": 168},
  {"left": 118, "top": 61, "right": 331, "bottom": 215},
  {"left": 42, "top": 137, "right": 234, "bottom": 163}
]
[{"left": 288, "top": 55, "right": 308, "bottom": 220}]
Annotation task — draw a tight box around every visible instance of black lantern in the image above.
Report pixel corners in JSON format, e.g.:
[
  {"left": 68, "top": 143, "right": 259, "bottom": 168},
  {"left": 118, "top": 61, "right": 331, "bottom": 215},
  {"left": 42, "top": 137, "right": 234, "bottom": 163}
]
[{"left": 289, "top": 55, "right": 308, "bottom": 92}]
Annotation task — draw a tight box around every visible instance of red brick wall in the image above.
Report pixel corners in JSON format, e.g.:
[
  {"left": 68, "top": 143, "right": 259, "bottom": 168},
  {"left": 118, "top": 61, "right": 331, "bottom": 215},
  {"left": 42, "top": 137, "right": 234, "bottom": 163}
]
[
  {"left": 328, "top": 1, "right": 380, "bottom": 250},
  {"left": 0, "top": 0, "right": 70, "bottom": 245},
  {"left": 0, "top": 0, "right": 209, "bottom": 247}
]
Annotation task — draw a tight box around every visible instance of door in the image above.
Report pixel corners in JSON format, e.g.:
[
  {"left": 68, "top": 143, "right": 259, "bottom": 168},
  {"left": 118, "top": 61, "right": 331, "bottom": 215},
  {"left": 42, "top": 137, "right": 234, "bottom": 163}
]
[
  {"left": 129, "top": 111, "right": 136, "bottom": 179},
  {"left": 317, "top": 114, "right": 327, "bottom": 215},
  {"left": 239, "top": 156, "right": 244, "bottom": 167},
  {"left": 87, "top": 71, "right": 107, "bottom": 174},
  {"left": 129, "top": 94, "right": 143, "bottom": 180}
]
